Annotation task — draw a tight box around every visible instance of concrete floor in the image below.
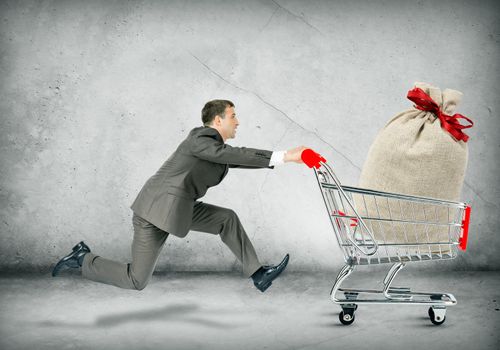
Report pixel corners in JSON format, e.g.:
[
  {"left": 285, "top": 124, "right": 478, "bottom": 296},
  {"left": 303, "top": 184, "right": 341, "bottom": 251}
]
[{"left": 0, "top": 269, "right": 499, "bottom": 350}]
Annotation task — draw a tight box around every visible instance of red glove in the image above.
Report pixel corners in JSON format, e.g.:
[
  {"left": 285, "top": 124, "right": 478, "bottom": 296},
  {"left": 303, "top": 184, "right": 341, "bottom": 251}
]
[{"left": 301, "top": 148, "right": 326, "bottom": 169}]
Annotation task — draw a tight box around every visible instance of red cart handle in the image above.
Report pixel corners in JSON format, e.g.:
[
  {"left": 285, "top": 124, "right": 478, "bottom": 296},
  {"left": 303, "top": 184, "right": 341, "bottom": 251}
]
[
  {"left": 459, "top": 205, "right": 471, "bottom": 251},
  {"left": 301, "top": 148, "right": 327, "bottom": 168}
]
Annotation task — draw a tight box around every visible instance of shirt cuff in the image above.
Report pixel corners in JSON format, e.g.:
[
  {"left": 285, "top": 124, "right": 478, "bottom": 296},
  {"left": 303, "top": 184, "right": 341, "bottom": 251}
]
[{"left": 269, "top": 150, "right": 286, "bottom": 166}]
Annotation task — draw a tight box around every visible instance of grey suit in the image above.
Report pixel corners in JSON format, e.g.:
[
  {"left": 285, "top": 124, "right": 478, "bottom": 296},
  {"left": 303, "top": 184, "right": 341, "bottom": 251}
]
[{"left": 82, "top": 126, "right": 274, "bottom": 290}]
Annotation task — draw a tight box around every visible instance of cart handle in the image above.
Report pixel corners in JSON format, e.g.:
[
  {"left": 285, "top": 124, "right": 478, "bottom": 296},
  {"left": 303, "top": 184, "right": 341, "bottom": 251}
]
[
  {"left": 459, "top": 205, "right": 471, "bottom": 251},
  {"left": 302, "top": 148, "right": 326, "bottom": 169},
  {"left": 303, "top": 149, "right": 379, "bottom": 256}
]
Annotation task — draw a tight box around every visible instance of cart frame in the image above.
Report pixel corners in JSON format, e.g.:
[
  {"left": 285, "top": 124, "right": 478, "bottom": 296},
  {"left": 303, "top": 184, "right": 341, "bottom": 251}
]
[{"left": 312, "top": 161, "right": 471, "bottom": 325}]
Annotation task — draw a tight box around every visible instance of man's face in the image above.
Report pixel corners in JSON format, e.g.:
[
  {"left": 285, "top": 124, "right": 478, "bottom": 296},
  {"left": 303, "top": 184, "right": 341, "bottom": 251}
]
[{"left": 218, "top": 106, "right": 239, "bottom": 140}]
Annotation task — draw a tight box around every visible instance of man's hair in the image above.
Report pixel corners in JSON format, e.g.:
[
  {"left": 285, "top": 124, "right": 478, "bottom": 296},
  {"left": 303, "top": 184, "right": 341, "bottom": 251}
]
[{"left": 201, "top": 99, "right": 234, "bottom": 126}]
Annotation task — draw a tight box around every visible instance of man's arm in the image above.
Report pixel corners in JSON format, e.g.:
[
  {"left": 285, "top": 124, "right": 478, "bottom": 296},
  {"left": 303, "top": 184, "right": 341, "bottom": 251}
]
[
  {"left": 228, "top": 164, "right": 274, "bottom": 169},
  {"left": 190, "top": 132, "right": 273, "bottom": 168},
  {"left": 229, "top": 151, "right": 284, "bottom": 169}
]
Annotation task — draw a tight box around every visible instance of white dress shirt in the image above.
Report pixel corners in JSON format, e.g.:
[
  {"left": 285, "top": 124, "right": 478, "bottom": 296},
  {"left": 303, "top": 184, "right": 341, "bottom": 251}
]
[{"left": 269, "top": 150, "right": 286, "bottom": 166}]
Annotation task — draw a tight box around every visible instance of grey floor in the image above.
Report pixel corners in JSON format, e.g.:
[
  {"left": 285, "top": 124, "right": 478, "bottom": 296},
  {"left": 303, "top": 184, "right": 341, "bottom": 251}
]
[{"left": 0, "top": 269, "right": 499, "bottom": 350}]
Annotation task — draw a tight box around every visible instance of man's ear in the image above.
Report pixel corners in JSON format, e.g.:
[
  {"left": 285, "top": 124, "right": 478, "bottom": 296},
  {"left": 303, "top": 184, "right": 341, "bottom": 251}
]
[{"left": 214, "top": 115, "right": 223, "bottom": 126}]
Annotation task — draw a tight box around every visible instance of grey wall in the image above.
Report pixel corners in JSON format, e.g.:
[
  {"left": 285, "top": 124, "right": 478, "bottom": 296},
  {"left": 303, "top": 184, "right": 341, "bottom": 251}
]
[{"left": 1, "top": 0, "right": 499, "bottom": 272}]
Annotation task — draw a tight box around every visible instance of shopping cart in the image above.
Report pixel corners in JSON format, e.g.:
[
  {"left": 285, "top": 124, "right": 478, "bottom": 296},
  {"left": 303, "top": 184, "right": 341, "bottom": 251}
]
[{"left": 301, "top": 149, "right": 471, "bottom": 326}]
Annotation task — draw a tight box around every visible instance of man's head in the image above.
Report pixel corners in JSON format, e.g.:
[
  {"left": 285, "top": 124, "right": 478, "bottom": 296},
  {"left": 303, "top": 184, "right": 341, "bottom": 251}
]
[{"left": 201, "top": 99, "right": 239, "bottom": 142}]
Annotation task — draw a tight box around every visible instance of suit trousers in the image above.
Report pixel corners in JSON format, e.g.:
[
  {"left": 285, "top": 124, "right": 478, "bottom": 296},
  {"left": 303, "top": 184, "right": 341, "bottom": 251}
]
[{"left": 81, "top": 202, "right": 262, "bottom": 290}]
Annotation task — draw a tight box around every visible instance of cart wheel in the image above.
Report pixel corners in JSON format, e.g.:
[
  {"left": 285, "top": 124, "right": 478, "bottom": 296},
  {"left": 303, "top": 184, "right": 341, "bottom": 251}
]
[
  {"left": 428, "top": 307, "right": 446, "bottom": 326},
  {"left": 339, "top": 310, "right": 355, "bottom": 325}
]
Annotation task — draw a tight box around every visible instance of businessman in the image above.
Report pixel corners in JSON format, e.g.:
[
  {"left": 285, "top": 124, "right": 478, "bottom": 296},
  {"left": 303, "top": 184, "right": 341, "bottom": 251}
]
[{"left": 53, "top": 99, "right": 308, "bottom": 292}]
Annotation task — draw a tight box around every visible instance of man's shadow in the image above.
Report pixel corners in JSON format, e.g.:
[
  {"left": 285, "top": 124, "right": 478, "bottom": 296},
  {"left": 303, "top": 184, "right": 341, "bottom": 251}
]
[{"left": 36, "top": 303, "right": 243, "bottom": 329}]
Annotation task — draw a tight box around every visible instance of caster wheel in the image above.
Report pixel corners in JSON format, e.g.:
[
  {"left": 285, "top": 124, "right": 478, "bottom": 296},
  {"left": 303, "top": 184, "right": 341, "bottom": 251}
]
[
  {"left": 428, "top": 307, "right": 446, "bottom": 325},
  {"left": 339, "top": 310, "right": 355, "bottom": 325}
]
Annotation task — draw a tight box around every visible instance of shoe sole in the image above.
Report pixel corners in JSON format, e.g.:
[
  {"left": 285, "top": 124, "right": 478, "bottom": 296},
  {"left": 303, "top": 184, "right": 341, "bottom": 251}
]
[
  {"left": 52, "top": 260, "right": 65, "bottom": 277},
  {"left": 52, "top": 256, "right": 80, "bottom": 277},
  {"left": 257, "top": 281, "right": 272, "bottom": 292}
]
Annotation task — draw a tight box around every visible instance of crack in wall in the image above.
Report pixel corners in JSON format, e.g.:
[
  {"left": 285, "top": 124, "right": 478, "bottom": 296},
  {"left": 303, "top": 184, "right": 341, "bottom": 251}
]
[
  {"left": 464, "top": 179, "right": 497, "bottom": 208},
  {"left": 275, "top": 121, "right": 293, "bottom": 147},
  {"left": 271, "top": 0, "right": 324, "bottom": 35},
  {"left": 260, "top": 5, "right": 280, "bottom": 32},
  {"left": 188, "top": 52, "right": 361, "bottom": 171},
  {"left": 189, "top": 52, "right": 246, "bottom": 93}
]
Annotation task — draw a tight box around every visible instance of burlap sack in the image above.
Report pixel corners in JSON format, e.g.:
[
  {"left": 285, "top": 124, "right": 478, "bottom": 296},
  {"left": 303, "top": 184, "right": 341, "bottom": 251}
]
[{"left": 356, "top": 82, "right": 472, "bottom": 256}]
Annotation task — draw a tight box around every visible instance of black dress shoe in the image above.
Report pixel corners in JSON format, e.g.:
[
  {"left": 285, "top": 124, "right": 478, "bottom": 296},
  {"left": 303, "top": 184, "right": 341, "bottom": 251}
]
[
  {"left": 251, "top": 254, "right": 289, "bottom": 292},
  {"left": 52, "top": 241, "right": 91, "bottom": 277}
]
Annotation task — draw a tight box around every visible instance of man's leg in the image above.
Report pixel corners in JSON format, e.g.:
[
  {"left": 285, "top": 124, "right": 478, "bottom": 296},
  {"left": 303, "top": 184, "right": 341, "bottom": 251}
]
[
  {"left": 82, "top": 213, "right": 168, "bottom": 290},
  {"left": 190, "top": 202, "right": 261, "bottom": 277}
]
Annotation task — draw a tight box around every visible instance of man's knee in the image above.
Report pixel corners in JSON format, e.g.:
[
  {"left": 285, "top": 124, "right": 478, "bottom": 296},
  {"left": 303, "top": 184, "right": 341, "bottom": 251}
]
[
  {"left": 130, "top": 273, "right": 151, "bottom": 291},
  {"left": 133, "top": 278, "right": 149, "bottom": 291},
  {"left": 219, "top": 209, "right": 243, "bottom": 238},
  {"left": 222, "top": 208, "right": 239, "bottom": 223},
  {"left": 134, "top": 281, "right": 148, "bottom": 291}
]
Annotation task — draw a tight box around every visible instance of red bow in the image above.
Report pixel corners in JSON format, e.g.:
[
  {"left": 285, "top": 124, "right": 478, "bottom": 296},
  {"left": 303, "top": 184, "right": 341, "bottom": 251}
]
[{"left": 407, "top": 87, "right": 473, "bottom": 142}]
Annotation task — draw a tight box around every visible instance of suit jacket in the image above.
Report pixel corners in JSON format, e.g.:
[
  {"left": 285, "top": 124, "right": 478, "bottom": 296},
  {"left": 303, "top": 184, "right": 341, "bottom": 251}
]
[{"left": 130, "top": 126, "right": 274, "bottom": 237}]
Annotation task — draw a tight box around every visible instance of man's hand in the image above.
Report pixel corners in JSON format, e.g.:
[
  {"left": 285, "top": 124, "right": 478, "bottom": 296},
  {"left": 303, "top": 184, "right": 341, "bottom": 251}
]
[{"left": 284, "top": 146, "right": 308, "bottom": 163}]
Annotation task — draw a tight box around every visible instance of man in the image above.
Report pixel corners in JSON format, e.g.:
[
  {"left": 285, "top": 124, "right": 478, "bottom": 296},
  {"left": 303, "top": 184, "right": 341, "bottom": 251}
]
[{"left": 52, "top": 100, "right": 308, "bottom": 292}]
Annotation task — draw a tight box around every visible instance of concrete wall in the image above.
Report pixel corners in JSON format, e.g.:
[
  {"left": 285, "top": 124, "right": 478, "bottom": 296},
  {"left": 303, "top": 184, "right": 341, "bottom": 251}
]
[{"left": 1, "top": 0, "right": 499, "bottom": 272}]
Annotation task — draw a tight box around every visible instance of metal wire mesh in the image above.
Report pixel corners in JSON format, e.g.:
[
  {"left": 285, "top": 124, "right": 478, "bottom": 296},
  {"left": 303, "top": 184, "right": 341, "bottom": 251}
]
[{"left": 315, "top": 166, "right": 466, "bottom": 265}]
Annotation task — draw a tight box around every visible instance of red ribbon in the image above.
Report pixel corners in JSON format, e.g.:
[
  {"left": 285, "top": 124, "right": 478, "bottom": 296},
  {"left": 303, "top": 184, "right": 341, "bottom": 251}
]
[{"left": 407, "top": 87, "right": 473, "bottom": 142}]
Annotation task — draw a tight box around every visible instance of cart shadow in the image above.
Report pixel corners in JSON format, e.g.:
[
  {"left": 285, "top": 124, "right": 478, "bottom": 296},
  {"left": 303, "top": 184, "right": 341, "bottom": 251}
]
[
  {"left": 317, "top": 313, "right": 443, "bottom": 328},
  {"left": 34, "top": 303, "right": 243, "bottom": 329},
  {"left": 318, "top": 322, "right": 355, "bottom": 328}
]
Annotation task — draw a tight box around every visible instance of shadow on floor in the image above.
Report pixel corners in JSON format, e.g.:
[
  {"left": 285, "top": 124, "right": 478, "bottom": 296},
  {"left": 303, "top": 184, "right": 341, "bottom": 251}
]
[{"left": 35, "top": 302, "right": 245, "bottom": 329}]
